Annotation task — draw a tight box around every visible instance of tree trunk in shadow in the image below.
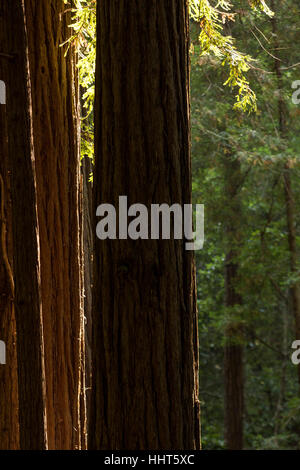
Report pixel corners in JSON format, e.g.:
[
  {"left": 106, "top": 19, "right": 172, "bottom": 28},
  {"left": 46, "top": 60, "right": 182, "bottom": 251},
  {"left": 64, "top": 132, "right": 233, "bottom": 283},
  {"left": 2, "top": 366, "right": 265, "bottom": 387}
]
[
  {"left": 0, "top": 0, "right": 47, "bottom": 450},
  {"left": 25, "top": 0, "right": 85, "bottom": 449},
  {"left": 89, "top": 0, "right": 201, "bottom": 450},
  {"left": 0, "top": 81, "right": 19, "bottom": 450},
  {"left": 223, "top": 152, "right": 244, "bottom": 450}
]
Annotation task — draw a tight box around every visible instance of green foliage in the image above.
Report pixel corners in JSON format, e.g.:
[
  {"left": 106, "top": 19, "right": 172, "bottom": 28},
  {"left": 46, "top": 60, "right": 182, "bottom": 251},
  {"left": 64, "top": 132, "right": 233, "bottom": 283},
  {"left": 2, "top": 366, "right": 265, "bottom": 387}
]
[
  {"left": 191, "top": 0, "right": 300, "bottom": 449},
  {"left": 65, "top": 0, "right": 96, "bottom": 165},
  {"left": 65, "top": 0, "right": 300, "bottom": 449},
  {"left": 190, "top": 0, "right": 273, "bottom": 112},
  {"left": 249, "top": 0, "right": 274, "bottom": 16},
  {"left": 71, "top": 0, "right": 274, "bottom": 170},
  {"left": 70, "top": 0, "right": 96, "bottom": 119}
]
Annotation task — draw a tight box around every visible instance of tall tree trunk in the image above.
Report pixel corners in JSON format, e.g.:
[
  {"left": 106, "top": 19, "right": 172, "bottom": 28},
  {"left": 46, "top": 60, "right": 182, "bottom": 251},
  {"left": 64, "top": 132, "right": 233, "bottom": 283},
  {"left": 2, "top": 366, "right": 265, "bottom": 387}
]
[
  {"left": 0, "top": 0, "right": 47, "bottom": 450},
  {"left": 89, "top": 0, "right": 201, "bottom": 450},
  {"left": 24, "top": 0, "right": 85, "bottom": 449},
  {"left": 223, "top": 153, "right": 244, "bottom": 450},
  {"left": 271, "top": 0, "right": 300, "bottom": 387},
  {"left": 0, "top": 82, "right": 19, "bottom": 450},
  {"left": 283, "top": 171, "right": 300, "bottom": 387},
  {"left": 274, "top": 303, "right": 288, "bottom": 440},
  {"left": 82, "top": 155, "right": 93, "bottom": 429}
]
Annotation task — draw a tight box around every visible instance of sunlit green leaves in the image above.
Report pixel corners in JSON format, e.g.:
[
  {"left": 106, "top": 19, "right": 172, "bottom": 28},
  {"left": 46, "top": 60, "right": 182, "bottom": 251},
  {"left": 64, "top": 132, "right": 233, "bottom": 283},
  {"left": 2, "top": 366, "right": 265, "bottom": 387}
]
[{"left": 190, "top": 0, "right": 273, "bottom": 111}]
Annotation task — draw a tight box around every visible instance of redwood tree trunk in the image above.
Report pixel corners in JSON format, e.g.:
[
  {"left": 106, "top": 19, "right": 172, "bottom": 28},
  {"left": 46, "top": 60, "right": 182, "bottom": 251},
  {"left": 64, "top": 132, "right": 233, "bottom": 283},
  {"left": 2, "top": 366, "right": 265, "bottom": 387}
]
[
  {"left": 283, "top": 171, "right": 300, "bottom": 387},
  {"left": 24, "top": 0, "right": 85, "bottom": 449},
  {"left": 89, "top": 0, "right": 201, "bottom": 450},
  {"left": 0, "top": 79, "right": 19, "bottom": 450},
  {"left": 271, "top": 0, "right": 300, "bottom": 388},
  {"left": 82, "top": 154, "right": 93, "bottom": 428},
  {"left": 0, "top": 0, "right": 47, "bottom": 450}
]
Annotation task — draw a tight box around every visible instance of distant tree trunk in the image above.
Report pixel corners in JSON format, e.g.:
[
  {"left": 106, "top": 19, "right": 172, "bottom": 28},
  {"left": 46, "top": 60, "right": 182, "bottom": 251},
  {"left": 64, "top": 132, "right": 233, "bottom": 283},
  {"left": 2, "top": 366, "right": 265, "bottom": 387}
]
[
  {"left": 223, "top": 153, "right": 244, "bottom": 450},
  {"left": 25, "top": 0, "right": 85, "bottom": 449},
  {"left": 89, "top": 0, "right": 201, "bottom": 450},
  {"left": 271, "top": 0, "right": 300, "bottom": 387},
  {"left": 82, "top": 154, "right": 93, "bottom": 426},
  {"left": 274, "top": 303, "right": 288, "bottom": 439},
  {"left": 0, "top": 82, "right": 19, "bottom": 450},
  {"left": 0, "top": 0, "right": 47, "bottom": 450},
  {"left": 282, "top": 170, "right": 300, "bottom": 387}
]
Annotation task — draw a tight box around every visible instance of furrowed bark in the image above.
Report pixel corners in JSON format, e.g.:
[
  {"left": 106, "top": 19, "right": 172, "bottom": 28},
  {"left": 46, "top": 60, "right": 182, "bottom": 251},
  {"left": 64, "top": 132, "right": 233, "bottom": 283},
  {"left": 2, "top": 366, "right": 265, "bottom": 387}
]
[
  {"left": 89, "top": 0, "right": 200, "bottom": 450},
  {"left": 82, "top": 154, "right": 93, "bottom": 430},
  {"left": 0, "top": 80, "right": 19, "bottom": 450},
  {"left": 24, "top": 0, "right": 85, "bottom": 449},
  {"left": 0, "top": 0, "right": 47, "bottom": 450}
]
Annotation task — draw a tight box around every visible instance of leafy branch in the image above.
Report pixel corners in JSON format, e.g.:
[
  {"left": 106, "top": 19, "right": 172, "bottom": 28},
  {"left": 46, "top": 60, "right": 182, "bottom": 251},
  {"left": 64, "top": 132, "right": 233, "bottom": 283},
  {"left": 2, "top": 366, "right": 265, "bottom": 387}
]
[{"left": 190, "top": 0, "right": 273, "bottom": 112}]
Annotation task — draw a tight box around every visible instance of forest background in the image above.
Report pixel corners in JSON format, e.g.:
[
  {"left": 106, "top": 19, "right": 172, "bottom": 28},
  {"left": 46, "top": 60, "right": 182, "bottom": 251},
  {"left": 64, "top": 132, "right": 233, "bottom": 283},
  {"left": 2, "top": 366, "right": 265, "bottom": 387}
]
[{"left": 0, "top": 0, "right": 300, "bottom": 451}]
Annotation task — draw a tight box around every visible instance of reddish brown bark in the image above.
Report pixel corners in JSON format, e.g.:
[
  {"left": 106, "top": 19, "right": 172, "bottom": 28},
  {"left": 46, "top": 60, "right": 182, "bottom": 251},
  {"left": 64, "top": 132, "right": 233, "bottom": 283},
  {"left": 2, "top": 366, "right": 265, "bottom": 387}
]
[
  {"left": 0, "top": 86, "right": 19, "bottom": 450},
  {"left": 0, "top": 0, "right": 47, "bottom": 450},
  {"left": 25, "top": 0, "right": 85, "bottom": 449},
  {"left": 89, "top": 0, "right": 200, "bottom": 450},
  {"left": 82, "top": 155, "right": 93, "bottom": 430}
]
